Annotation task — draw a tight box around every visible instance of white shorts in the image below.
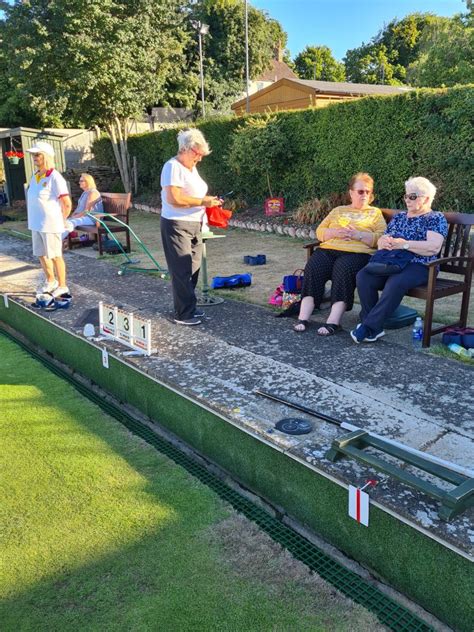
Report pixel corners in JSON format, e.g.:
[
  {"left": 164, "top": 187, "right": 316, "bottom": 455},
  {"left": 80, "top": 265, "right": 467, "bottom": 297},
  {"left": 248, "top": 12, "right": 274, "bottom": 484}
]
[{"left": 32, "top": 231, "right": 63, "bottom": 258}]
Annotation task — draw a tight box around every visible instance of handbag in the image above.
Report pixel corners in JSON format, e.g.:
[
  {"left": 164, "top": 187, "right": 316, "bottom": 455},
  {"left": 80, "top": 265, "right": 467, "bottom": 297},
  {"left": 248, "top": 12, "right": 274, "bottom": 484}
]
[
  {"left": 283, "top": 269, "right": 304, "bottom": 292},
  {"left": 205, "top": 207, "right": 232, "bottom": 228},
  {"left": 365, "top": 249, "right": 414, "bottom": 275},
  {"left": 268, "top": 284, "right": 284, "bottom": 306}
]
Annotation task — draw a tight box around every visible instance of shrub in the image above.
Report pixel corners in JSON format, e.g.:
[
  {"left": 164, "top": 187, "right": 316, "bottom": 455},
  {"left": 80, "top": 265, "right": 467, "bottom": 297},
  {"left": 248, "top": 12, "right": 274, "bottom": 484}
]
[{"left": 92, "top": 86, "right": 474, "bottom": 212}]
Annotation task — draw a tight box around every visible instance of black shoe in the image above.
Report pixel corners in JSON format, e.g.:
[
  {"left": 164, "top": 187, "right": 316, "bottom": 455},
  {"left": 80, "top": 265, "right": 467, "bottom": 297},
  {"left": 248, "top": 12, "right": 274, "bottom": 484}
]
[{"left": 193, "top": 309, "right": 205, "bottom": 318}]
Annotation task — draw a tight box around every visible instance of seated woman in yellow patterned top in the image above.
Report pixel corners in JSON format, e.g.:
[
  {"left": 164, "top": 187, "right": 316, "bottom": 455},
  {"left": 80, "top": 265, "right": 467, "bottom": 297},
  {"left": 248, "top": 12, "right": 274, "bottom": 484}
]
[{"left": 294, "top": 173, "right": 386, "bottom": 334}]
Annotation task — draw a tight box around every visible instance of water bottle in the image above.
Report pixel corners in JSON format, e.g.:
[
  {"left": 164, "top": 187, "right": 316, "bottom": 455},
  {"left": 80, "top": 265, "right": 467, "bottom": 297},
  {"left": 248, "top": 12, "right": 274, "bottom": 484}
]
[{"left": 412, "top": 316, "right": 423, "bottom": 350}]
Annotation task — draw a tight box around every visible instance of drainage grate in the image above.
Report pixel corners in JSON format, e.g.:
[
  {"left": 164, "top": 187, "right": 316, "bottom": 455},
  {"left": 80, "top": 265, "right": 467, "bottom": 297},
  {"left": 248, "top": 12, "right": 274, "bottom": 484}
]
[{"left": 1, "top": 329, "right": 433, "bottom": 632}]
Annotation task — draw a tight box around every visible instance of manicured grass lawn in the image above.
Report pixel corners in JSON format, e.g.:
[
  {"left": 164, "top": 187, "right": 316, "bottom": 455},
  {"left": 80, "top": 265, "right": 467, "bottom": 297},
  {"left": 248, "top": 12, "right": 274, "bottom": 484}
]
[{"left": 0, "top": 335, "right": 382, "bottom": 632}]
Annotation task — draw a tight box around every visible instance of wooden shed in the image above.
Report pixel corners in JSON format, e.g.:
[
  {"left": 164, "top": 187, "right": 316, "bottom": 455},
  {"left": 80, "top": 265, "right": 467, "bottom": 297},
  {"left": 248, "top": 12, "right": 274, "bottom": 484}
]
[
  {"left": 231, "top": 78, "right": 411, "bottom": 115},
  {"left": 0, "top": 127, "right": 66, "bottom": 203}
]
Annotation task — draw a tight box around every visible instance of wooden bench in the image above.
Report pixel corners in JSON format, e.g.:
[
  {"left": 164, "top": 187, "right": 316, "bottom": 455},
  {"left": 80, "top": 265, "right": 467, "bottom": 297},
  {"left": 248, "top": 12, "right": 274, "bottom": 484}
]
[
  {"left": 68, "top": 192, "right": 132, "bottom": 255},
  {"left": 304, "top": 209, "right": 474, "bottom": 347}
]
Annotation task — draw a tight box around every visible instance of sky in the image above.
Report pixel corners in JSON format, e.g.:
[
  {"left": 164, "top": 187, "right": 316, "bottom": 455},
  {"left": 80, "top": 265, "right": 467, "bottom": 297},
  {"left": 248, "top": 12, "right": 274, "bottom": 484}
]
[{"left": 251, "top": 0, "right": 465, "bottom": 60}]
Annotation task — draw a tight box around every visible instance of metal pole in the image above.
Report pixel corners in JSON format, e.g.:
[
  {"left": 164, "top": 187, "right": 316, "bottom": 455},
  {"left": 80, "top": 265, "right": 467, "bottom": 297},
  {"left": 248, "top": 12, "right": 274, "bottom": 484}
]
[
  {"left": 245, "top": 0, "right": 250, "bottom": 113},
  {"left": 199, "top": 32, "right": 205, "bottom": 118}
]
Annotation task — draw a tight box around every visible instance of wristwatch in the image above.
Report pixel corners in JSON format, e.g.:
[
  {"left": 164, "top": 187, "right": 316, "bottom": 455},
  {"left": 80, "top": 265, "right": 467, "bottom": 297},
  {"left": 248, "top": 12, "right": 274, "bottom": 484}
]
[{"left": 403, "top": 242, "right": 410, "bottom": 250}]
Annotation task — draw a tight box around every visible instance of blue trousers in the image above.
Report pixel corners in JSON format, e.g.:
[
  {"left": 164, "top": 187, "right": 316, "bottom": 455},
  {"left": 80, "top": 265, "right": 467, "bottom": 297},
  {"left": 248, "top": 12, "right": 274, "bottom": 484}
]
[{"left": 356, "top": 263, "right": 429, "bottom": 333}]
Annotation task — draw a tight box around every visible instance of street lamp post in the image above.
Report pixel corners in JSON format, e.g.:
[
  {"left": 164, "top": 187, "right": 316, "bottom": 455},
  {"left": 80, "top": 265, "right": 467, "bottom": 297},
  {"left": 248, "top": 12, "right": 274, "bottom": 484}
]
[
  {"left": 245, "top": 0, "right": 250, "bottom": 113},
  {"left": 192, "top": 21, "right": 209, "bottom": 118}
]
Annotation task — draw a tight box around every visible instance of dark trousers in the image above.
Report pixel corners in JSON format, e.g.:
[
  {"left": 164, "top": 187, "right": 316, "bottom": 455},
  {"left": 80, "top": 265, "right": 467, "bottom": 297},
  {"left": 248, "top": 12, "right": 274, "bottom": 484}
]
[
  {"left": 302, "top": 249, "right": 370, "bottom": 311},
  {"left": 160, "top": 217, "right": 202, "bottom": 320},
  {"left": 357, "top": 263, "right": 429, "bottom": 333}
]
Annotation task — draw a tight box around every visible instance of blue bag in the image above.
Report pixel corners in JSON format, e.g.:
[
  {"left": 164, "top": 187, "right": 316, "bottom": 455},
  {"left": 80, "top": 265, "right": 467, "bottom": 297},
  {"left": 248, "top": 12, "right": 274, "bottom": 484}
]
[
  {"left": 283, "top": 269, "right": 304, "bottom": 292},
  {"left": 211, "top": 273, "right": 252, "bottom": 289},
  {"left": 365, "top": 249, "right": 413, "bottom": 275}
]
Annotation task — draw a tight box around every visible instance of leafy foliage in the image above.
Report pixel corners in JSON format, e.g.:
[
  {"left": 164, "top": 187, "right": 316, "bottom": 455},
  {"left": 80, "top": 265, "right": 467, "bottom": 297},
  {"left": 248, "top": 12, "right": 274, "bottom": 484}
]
[
  {"left": 95, "top": 116, "right": 241, "bottom": 195},
  {"left": 0, "top": 0, "right": 190, "bottom": 190},
  {"left": 0, "top": 0, "right": 187, "bottom": 127},
  {"left": 185, "top": 0, "right": 288, "bottom": 114},
  {"left": 407, "top": 13, "right": 474, "bottom": 87},
  {"left": 344, "top": 13, "right": 448, "bottom": 85},
  {"left": 294, "top": 46, "right": 345, "bottom": 82},
  {"left": 94, "top": 86, "right": 474, "bottom": 212}
]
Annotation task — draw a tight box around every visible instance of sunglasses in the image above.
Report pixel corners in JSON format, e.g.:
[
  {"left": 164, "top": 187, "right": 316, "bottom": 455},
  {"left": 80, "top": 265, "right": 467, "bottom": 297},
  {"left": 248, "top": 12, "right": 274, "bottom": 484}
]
[
  {"left": 353, "top": 189, "right": 371, "bottom": 195},
  {"left": 191, "top": 148, "right": 205, "bottom": 158},
  {"left": 404, "top": 193, "right": 424, "bottom": 201}
]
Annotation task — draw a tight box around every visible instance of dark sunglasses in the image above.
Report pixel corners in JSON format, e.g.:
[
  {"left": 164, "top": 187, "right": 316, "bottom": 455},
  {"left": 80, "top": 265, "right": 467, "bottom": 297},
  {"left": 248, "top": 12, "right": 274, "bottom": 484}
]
[
  {"left": 353, "top": 189, "right": 371, "bottom": 195},
  {"left": 404, "top": 193, "right": 424, "bottom": 201}
]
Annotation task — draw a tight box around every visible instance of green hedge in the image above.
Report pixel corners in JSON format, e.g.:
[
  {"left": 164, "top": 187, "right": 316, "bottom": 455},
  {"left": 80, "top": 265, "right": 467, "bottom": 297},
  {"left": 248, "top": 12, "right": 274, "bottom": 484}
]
[{"left": 93, "top": 86, "right": 474, "bottom": 211}]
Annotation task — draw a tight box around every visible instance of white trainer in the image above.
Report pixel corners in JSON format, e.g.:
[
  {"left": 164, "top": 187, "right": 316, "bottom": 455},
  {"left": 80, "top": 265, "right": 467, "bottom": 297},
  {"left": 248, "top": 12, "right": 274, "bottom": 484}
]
[
  {"left": 52, "top": 286, "right": 70, "bottom": 298},
  {"left": 38, "top": 279, "right": 59, "bottom": 294}
]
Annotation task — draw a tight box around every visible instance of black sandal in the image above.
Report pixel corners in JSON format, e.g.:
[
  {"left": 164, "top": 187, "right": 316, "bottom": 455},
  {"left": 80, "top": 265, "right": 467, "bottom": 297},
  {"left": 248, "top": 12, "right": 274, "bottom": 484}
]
[
  {"left": 293, "top": 320, "right": 309, "bottom": 332},
  {"left": 317, "top": 323, "right": 341, "bottom": 336}
]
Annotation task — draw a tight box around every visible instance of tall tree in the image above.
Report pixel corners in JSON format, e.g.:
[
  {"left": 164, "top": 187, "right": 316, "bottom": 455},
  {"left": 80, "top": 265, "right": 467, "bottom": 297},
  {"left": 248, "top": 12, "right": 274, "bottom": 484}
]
[
  {"left": 407, "top": 12, "right": 474, "bottom": 86},
  {"left": 344, "top": 43, "right": 403, "bottom": 85},
  {"left": 344, "top": 13, "right": 447, "bottom": 84},
  {"left": 0, "top": 0, "right": 187, "bottom": 191},
  {"left": 186, "top": 0, "right": 288, "bottom": 113},
  {"left": 294, "top": 45, "right": 345, "bottom": 81}
]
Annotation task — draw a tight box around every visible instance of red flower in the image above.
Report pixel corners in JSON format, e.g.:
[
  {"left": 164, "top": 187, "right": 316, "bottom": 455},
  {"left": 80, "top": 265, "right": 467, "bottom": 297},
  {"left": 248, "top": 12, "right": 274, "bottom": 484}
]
[{"left": 4, "top": 150, "right": 24, "bottom": 159}]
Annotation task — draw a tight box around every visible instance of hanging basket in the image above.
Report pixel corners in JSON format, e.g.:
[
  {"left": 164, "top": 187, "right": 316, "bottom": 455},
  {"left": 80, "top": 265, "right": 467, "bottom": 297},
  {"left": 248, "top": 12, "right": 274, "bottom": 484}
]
[{"left": 5, "top": 151, "right": 23, "bottom": 165}]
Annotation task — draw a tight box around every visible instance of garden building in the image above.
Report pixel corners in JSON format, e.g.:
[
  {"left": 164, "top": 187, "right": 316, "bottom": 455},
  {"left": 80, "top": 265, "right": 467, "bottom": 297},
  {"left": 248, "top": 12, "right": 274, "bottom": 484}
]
[
  {"left": 231, "top": 78, "right": 411, "bottom": 115},
  {"left": 0, "top": 128, "right": 66, "bottom": 204}
]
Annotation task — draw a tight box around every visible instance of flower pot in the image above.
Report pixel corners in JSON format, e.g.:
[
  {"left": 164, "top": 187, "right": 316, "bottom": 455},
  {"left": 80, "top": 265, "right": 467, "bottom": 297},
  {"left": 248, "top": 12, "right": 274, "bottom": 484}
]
[{"left": 8, "top": 157, "right": 19, "bottom": 165}]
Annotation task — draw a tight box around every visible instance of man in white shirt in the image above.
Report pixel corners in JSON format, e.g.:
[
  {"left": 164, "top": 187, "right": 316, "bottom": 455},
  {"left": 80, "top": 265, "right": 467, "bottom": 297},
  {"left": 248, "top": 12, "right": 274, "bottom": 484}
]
[{"left": 25, "top": 141, "right": 72, "bottom": 297}]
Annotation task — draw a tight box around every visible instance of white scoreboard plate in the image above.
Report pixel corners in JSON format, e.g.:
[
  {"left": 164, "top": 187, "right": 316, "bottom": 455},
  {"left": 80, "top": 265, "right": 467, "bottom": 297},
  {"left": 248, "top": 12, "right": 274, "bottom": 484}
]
[
  {"left": 100, "top": 303, "right": 117, "bottom": 337},
  {"left": 133, "top": 316, "right": 151, "bottom": 353},
  {"left": 116, "top": 309, "right": 132, "bottom": 344}
]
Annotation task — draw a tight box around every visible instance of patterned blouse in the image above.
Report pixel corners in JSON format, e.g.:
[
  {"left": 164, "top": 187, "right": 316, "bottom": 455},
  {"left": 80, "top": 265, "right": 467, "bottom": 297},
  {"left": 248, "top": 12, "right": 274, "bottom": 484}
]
[{"left": 385, "top": 211, "right": 448, "bottom": 264}]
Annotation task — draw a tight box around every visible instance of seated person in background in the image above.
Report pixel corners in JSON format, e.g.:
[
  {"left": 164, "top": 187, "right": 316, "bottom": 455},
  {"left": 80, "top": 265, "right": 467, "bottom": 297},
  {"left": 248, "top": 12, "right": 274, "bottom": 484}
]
[
  {"left": 62, "top": 173, "right": 103, "bottom": 238},
  {"left": 294, "top": 172, "right": 386, "bottom": 334},
  {"left": 351, "top": 176, "right": 448, "bottom": 343}
]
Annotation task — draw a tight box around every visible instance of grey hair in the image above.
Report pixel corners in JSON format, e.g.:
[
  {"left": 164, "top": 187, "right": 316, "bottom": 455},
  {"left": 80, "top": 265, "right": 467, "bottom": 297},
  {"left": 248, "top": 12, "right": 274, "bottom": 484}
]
[
  {"left": 177, "top": 128, "right": 211, "bottom": 155},
  {"left": 405, "top": 176, "right": 437, "bottom": 204}
]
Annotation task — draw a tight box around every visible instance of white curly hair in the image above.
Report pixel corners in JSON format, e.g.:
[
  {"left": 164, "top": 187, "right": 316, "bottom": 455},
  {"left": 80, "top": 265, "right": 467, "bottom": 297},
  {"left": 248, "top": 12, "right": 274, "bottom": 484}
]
[
  {"left": 177, "top": 128, "right": 211, "bottom": 155},
  {"left": 405, "top": 177, "right": 437, "bottom": 205}
]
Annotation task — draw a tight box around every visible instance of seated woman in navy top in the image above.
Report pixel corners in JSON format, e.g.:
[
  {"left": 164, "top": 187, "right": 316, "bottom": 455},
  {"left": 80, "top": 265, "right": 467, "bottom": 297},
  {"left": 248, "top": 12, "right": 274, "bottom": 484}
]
[{"left": 351, "top": 176, "right": 448, "bottom": 343}]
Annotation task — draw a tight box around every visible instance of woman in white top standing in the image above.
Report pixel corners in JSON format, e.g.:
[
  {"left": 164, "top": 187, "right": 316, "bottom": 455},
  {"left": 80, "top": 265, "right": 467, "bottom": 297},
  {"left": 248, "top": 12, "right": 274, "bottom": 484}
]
[
  {"left": 160, "top": 129, "right": 222, "bottom": 326},
  {"left": 25, "top": 141, "right": 72, "bottom": 297}
]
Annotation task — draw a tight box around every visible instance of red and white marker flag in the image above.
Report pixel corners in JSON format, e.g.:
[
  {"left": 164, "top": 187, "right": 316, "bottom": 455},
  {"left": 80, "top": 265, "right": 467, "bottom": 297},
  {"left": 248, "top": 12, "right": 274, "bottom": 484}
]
[{"left": 348, "top": 485, "right": 370, "bottom": 527}]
